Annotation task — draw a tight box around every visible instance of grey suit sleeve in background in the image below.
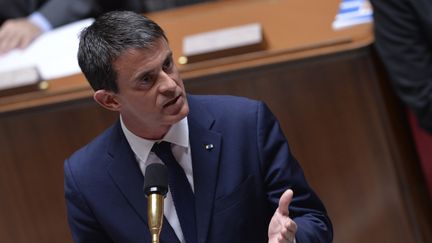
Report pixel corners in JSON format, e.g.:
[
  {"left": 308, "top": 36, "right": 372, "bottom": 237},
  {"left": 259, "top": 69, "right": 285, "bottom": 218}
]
[
  {"left": 36, "top": 0, "right": 209, "bottom": 29},
  {"left": 38, "top": 0, "right": 99, "bottom": 28},
  {"left": 0, "top": 0, "right": 42, "bottom": 23}
]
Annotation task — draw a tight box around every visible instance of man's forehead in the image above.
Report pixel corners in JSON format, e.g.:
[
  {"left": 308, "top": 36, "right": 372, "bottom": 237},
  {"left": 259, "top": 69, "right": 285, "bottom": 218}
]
[
  {"left": 112, "top": 40, "right": 172, "bottom": 82},
  {"left": 127, "top": 38, "right": 170, "bottom": 57},
  {"left": 114, "top": 39, "right": 170, "bottom": 62}
]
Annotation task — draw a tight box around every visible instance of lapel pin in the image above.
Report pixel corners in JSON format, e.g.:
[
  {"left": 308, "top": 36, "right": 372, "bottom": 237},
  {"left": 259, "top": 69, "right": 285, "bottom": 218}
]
[{"left": 205, "top": 144, "right": 214, "bottom": 150}]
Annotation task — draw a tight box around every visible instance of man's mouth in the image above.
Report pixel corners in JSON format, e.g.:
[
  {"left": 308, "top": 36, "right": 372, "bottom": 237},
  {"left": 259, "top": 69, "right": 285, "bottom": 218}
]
[{"left": 163, "top": 95, "right": 180, "bottom": 108}]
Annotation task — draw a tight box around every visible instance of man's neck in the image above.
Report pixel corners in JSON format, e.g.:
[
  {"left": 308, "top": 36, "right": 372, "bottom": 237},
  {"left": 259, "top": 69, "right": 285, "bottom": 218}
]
[{"left": 121, "top": 117, "right": 171, "bottom": 140}]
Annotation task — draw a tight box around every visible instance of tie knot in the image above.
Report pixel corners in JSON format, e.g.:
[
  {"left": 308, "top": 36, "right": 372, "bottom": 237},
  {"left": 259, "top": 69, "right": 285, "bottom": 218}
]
[
  {"left": 152, "top": 141, "right": 176, "bottom": 167},
  {"left": 152, "top": 141, "right": 171, "bottom": 154}
]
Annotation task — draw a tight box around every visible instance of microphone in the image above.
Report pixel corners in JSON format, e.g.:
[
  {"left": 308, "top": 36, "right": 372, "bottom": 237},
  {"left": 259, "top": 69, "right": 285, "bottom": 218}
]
[{"left": 143, "top": 163, "right": 169, "bottom": 243}]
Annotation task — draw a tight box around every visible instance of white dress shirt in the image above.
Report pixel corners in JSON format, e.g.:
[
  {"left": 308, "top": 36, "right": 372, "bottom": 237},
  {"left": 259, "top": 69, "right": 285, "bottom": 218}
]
[{"left": 120, "top": 117, "right": 193, "bottom": 243}]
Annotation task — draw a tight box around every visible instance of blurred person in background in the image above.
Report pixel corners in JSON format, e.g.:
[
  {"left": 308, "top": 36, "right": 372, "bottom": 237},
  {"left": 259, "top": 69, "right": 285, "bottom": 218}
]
[
  {"left": 371, "top": 0, "right": 432, "bottom": 197},
  {"left": 0, "top": 0, "right": 209, "bottom": 55}
]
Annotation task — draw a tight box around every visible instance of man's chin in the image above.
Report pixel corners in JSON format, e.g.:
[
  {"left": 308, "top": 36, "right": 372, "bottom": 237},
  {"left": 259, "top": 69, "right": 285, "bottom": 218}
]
[{"left": 164, "top": 105, "right": 189, "bottom": 125}]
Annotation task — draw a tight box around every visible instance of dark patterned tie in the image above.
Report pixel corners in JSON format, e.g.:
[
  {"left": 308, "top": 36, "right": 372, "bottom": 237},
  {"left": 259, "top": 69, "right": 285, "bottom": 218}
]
[{"left": 151, "top": 141, "right": 197, "bottom": 243}]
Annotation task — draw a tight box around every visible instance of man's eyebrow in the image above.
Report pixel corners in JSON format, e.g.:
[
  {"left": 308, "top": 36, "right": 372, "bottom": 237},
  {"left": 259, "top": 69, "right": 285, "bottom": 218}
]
[{"left": 131, "top": 66, "right": 153, "bottom": 83}]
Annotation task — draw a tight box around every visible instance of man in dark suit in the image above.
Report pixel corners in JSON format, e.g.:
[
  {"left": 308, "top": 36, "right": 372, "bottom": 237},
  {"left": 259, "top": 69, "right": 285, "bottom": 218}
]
[
  {"left": 65, "top": 10, "right": 333, "bottom": 243},
  {"left": 0, "top": 0, "right": 208, "bottom": 54},
  {"left": 371, "top": 0, "right": 432, "bottom": 197},
  {"left": 371, "top": 0, "right": 432, "bottom": 133}
]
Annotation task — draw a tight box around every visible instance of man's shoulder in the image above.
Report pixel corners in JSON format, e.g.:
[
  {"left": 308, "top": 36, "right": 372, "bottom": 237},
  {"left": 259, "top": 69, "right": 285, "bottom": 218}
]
[
  {"left": 187, "top": 94, "right": 268, "bottom": 125},
  {"left": 188, "top": 94, "right": 261, "bottom": 110},
  {"left": 65, "top": 121, "right": 118, "bottom": 166}
]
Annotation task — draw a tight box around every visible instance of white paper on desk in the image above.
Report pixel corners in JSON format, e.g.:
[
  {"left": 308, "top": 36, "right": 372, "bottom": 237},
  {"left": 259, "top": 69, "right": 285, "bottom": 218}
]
[
  {"left": 0, "top": 18, "right": 94, "bottom": 81},
  {"left": 332, "top": 0, "right": 372, "bottom": 30}
]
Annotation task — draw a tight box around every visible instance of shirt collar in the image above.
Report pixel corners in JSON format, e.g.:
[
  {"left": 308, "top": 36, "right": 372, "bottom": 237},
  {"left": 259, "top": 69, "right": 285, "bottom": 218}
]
[{"left": 120, "top": 116, "right": 189, "bottom": 163}]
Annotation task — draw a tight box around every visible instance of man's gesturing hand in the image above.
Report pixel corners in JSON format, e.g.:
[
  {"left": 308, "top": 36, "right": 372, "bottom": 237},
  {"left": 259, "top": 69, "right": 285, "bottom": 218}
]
[{"left": 268, "top": 189, "right": 298, "bottom": 243}]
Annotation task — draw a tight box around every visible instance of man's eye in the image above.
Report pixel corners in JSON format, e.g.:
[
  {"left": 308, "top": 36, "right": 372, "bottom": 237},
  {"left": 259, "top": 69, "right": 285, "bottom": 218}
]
[
  {"left": 137, "top": 75, "right": 154, "bottom": 88},
  {"left": 162, "top": 58, "right": 173, "bottom": 72},
  {"left": 140, "top": 76, "right": 151, "bottom": 83}
]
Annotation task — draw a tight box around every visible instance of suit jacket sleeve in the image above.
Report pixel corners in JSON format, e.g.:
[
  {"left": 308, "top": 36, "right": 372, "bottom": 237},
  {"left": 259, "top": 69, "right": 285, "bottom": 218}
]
[
  {"left": 64, "top": 158, "right": 114, "bottom": 243},
  {"left": 372, "top": 0, "right": 432, "bottom": 133},
  {"left": 37, "top": 0, "right": 99, "bottom": 28},
  {"left": 257, "top": 102, "right": 333, "bottom": 242}
]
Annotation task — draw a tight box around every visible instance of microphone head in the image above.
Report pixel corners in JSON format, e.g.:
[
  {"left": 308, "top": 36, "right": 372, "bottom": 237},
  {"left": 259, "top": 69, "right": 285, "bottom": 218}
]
[{"left": 143, "top": 163, "right": 168, "bottom": 196}]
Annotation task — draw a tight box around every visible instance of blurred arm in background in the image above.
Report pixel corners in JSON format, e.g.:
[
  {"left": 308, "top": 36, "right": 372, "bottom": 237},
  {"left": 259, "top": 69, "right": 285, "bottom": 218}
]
[
  {"left": 371, "top": 0, "right": 432, "bottom": 133},
  {"left": 0, "top": 0, "right": 210, "bottom": 55}
]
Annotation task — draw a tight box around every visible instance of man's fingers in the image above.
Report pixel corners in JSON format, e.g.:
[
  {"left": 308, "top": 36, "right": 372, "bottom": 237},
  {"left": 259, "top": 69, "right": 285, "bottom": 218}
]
[
  {"left": 0, "top": 32, "right": 22, "bottom": 54},
  {"left": 0, "top": 19, "right": 42, "bottom": 54},
  {"left": 285, "top": 219, "right": 297, "bottom": 234},
  {"left": 18, "top": 35, "right": 34, "bottom": 49},
  {"left": 0, "top": 21, "right": 19, "bottom": 54},
  {"left": 279, "top": 220, "right": 297, "bottom": 242},
  {"left": 278, "top": 189, "right": 293, "bottom": 216},
  {"left": 0, "top": 34, "right": 19, "bottom": 54}
]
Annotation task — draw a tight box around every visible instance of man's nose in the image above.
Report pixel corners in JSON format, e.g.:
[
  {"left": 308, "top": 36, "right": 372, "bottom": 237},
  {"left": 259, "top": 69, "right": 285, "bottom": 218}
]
[{"left": 158, "top": 71, "right": 177, "bottom": 92}]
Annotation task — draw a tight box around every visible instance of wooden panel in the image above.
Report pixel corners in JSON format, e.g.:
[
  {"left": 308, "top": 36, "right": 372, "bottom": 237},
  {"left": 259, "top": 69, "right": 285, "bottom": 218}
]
[{"left": 0, "top": 101, "right": 117, "bottom": 243}]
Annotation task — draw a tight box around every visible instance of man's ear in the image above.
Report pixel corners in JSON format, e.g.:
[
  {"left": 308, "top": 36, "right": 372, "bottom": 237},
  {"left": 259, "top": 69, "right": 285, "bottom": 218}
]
[{"left": 93, "top": 90, "right": 121, "bottom": 111}]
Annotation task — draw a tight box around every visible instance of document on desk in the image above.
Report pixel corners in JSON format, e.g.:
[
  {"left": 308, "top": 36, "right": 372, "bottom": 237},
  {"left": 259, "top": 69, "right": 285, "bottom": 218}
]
[
  {"left": 332, "top": 0, "right": 372, "bottom": 30},
  {"left": 0, "top": 18, "right": 94, "bottom": 84}
]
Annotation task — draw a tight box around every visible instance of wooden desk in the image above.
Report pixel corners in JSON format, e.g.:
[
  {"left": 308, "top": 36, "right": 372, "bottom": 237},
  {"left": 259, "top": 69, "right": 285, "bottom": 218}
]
[
  {"left": 0, "top": 0, "right": 370, "bottom": 113},
  {"left": 0, "top": 0, "right": 431, "bottom": 242}
]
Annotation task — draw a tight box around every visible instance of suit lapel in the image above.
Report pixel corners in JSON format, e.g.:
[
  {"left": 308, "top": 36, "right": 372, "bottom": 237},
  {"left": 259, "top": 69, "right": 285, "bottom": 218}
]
[
  {"left": 106, "top": 122, "right": 180, "bottom": 243},
  {"left": 188, "top": 96, "right": 222, "bottom": 243}
]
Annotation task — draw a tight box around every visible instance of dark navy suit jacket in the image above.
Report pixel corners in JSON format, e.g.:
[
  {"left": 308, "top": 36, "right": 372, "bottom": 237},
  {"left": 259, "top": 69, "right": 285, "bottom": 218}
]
[{"left": 64, "top": 95, "right": 333, "bottom": 243}]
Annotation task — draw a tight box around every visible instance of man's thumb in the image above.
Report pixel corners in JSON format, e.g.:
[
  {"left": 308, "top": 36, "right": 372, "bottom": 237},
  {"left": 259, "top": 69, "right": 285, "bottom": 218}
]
[{"left": 278, "top": 189, "right": 293, "bottom": 216}]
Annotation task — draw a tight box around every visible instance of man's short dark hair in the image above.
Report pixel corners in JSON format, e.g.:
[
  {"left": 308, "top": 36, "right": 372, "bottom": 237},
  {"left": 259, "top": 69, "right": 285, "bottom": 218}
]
[{"left": 78, "top": 11, "right": 167, "bottom": 92}]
